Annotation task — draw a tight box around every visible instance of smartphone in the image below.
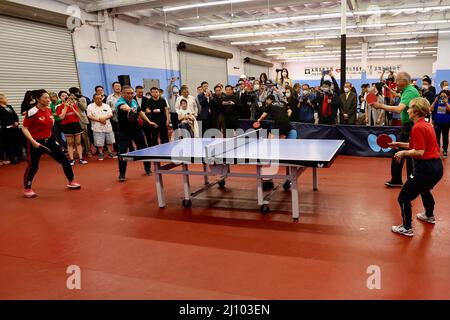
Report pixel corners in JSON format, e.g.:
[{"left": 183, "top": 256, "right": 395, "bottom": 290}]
[{"left": 322, "top": 70, "right": 330, "bottom": 76}]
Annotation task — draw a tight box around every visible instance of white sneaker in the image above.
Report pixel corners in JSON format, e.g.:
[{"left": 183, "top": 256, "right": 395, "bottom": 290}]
[
  {"left": 416, "top": 213, "right": 436, "bottom": 224},
  {"left": 391, "top": 224, "right": 414, "bottom": 237}
]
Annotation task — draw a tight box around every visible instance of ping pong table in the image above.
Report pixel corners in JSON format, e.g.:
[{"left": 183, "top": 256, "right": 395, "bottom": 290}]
[{"left": 120, "top": 130, "right": 344, "bottom": 220}]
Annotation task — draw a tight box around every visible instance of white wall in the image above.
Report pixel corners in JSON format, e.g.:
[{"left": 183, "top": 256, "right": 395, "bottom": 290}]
[
  {"left": 72, "top": 14, "right": 278, "bottom": 78},
  {"left": 285, "top": 58, "right": 435, "bottom": 82}
]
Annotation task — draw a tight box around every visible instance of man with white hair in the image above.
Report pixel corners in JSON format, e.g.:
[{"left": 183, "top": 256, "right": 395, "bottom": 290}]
[{"left": 373, "top": 71, "right": 420, "bottom": 188}]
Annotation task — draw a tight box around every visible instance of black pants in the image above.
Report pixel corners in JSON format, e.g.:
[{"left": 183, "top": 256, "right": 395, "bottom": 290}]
[
  {"left": 52, "top": 121, "right": 65, "bottom": 150},
  {"left": 434, "top": 123, "right": 450, "bottom": 152},
  {"left": 398, "top": 159, "right": 443, "bottom": 229},
  {"left": 118, "top": 130, "right": 150, "bottom": 175},
  {"left": 150, "top": 122, "right": 169, "bottom": 147},
  {"left": 170, "top": 112, "right": 179, "bottom": 130},
  {"left": 2, "top": 127, "right": 22, "bottom": 162},
  {"left": 24, "top": 137, "right": 74, "bottom": 189},
  {"left": 391, "top": 122, "right": 414, "bottom": 184},
  {"left": 142, "top": 124, "right": 152, "bottom": 147}
]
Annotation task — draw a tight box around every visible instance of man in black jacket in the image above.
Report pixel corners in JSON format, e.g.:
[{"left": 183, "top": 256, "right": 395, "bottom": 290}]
[
  {"left": 317, "top": 71, "right": 342, "bottom": 125},
  {"left": 134, "top": 85, "right": 150, "bottom": 144},
  {"left": 197, "top": 81, "right": 216, "bottom": 135}
]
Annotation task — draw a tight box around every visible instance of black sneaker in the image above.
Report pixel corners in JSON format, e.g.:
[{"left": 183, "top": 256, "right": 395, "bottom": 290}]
[
  {"left": 443, "top": 151, "right": 447, "bottom": 159},
  {"left": 385, "top": 180, "right": 403, "bottom": 188},
  {"left": 118, "top": 175, "right": 126, "bottom": 182},
  {"left": 145, "top": 169, "right": 152, "bottom": 176}
]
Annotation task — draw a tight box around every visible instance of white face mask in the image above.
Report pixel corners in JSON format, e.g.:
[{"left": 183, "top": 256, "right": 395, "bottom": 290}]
[
  {"left": 344, "top": 87, "right": 350, "bottom": 93},
  {"left": 322, "top": 87, "right": 330, "bottom": 93},
  {"left": 173, "top": 88, "right": 179, "bottom": 94},
  {"left": 444, "top": 86, "right": 449, "bottom": 90},
  {"left": 286, "top": 92, "right": 291, "bottom": 98},
  {"left": 254, "top": 85, "right": 260, "bottom": 91}
]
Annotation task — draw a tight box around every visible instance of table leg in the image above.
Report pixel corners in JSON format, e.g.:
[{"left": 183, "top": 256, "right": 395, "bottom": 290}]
[
  {"left": 290, "top": 166, "right": 300, "bottom": 221},
  {"left": 256, "top": 165, "right": 264, "bottom": 206},
  {"left": 182, "top": 164, "right": 191, "bottom": 201},
  {"left": 313, "top": 167, "right": 318, "bottom": 191},
  {"left": 154, "top": 162, "right": 166, "bottom": 208},
  {"left": 202, "top": 163, "right": 209, "bottom": 185}
]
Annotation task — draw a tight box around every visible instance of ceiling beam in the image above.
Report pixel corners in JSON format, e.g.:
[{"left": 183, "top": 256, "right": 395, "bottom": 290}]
[
  {"left": 139, "top": 0, "right": 317, "bottom": 25},
  {"left": 85, "top": 0, "right": 158, "bottom": 13}
]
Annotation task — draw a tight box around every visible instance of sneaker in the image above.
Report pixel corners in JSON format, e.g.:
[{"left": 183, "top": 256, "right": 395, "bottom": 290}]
[
  {"left": 67, "top": 181, "right": 81, "bottom": 189},
  {"left": 79, "top": 158, "right": 88, "bottom": 165},
  {"left": 24, "top": 188, "right": 37, "bottom": 198},
  {"left": 118, "top": 174, "right": 126, "bottom": 182},
  {"left": 385, "top": 180, "right": 403, "bottom": 188},
  {"left": 98, "top": 153, "right": 104, "bottom": 161},
  {"left": 145, "top": 169, "right": 152, "bottom": 176},
  {"left": 416, "top": 213, "right": 436, "bottom": 224},
  {"left": 86, "top": 152, "right": 93, "bottom": 158},
  {"left": 443, "top": 151, "right": 448, "bottom": 159},
  {"left": 108, "top": 152, "right": 118, "bottom": 159},
  {"left": 391, "top": 224, "right": 414, "bottom": 237},
  {"left": 70, "top": 160, "right": 75, "bottom": 166}
]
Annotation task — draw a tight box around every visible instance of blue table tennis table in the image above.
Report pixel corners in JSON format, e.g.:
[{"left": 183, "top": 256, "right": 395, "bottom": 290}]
[{"left": 120, "top": 130, "right": 344, "bottom": 221}]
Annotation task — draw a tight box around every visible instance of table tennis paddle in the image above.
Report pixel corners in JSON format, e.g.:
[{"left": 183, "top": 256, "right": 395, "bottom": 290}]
[
  {"left": 376, "top": 134, "right": 393, "bottom": 149},
  {"left": 39, "top": 144, "right": 51, "bottom": 153},
  {"left": 365, "top": 92, "right": 378, "bottom": 105},
  {"left": 253, "top": 121, "right": 261, "bottom": 129}
]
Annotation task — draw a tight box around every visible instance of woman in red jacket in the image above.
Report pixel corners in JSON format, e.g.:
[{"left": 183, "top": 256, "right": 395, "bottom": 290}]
[
  {"left": 22, "top": 89, "right": 80, "bottom": 198},
  {"left": 389, "top": 97, "right": 443, "bottom": 237}
]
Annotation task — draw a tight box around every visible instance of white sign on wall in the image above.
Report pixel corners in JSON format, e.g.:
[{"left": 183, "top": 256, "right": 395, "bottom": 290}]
[{"left": 304, "top": 65, "right": 401, "bottom": 77}]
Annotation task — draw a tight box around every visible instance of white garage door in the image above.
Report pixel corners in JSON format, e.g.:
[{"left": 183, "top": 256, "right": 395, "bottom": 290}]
[
  {"left": 0, "top": 15, "right": 80, "bottom": 119},
  {"left": 179, "top": 51, "right": 228, "bottom": 93},
  {"left": 244, "top": 63, "right": 269, "bottom": 80}
]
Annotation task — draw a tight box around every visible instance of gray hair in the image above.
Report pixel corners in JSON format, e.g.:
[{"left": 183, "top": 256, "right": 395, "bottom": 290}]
[{"left": 396, "top": 72, "right": 411, "bottom": 83}]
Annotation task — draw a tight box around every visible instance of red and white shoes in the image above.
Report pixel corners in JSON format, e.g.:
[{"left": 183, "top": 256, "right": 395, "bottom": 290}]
[
  {"left": 23, "top": 188, "right": 37, "bottom": 198},
  {"left": 67, "top": 181, "right": 81, "bottom": 189}
]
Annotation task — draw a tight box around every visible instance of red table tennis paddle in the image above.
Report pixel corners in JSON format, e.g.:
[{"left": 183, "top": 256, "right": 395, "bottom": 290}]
[
  {"left": 365, "top": 92, "right": 378, "bottom": 105},
  {"left": 376, "top": 134, "right": 393, "bottom": 149},
  {"left": 253, "top": 121, "right": 261, "bottom": 129}
]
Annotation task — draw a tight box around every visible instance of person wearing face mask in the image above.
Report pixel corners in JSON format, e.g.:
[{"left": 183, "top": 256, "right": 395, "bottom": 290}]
[
  {"left": 317, "top": 70, "right": 341, "bottom": 125},
  {"left": 431, "top": 90, "right": 450, "bottom": 158},
  {"left": 421, "top": 76, "right": 436, "bottom": 105},
  {"left": 440, "top": 80, "right": 449, "bottom": 91},
  {"left": 296, "top": 84, "right": 316, "bottom": 124},
  {"left": 167, "top": 77, "right": 180, "bottom": 130},
  {"left": 276, "top": 68, "right": 293, "bottom": 89},
  {"left": 339, "top": 82, "right": 358, "bottom": 125},
  {"left": 372, "top": 72, "right": 420, "bottom": 188}
]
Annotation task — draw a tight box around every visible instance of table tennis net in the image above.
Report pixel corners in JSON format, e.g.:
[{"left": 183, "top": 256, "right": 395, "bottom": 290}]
[{"left": 204, "top": 129, "right": 263, "bottom": 163}]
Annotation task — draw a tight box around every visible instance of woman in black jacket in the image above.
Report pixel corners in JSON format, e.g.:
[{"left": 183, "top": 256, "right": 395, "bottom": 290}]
[{"left": 0, "top": 93, "right": 22, "bottom": 163}]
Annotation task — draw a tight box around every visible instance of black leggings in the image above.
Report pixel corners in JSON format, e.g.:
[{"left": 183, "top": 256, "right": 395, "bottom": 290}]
[
  {"left": 24, "top": 137, "right": 74, "bottom": 189},
  {"left": 398, "top": 159, "right": 443, "bottom": 229},
  {"left": 434, "top": 123, "right": 450, "bottom": 152},
  {"left": 391, "top": 122, "right": 414, "bottom": 184}
]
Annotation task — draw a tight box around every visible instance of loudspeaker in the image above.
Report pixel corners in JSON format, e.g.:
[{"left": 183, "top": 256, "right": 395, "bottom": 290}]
[{"left": 118, "top": 75, "right": 131, "bottom": 87}]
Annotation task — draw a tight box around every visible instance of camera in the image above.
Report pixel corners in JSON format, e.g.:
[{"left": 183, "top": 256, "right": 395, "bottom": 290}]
[{"left": 276, "top": 68, "right": 283, "bottom": 73}]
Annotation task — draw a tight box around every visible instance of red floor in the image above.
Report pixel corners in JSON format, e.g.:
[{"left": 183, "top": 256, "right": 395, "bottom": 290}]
[{"left": 0, "top": 154, "right": 449, "bottom": 299}]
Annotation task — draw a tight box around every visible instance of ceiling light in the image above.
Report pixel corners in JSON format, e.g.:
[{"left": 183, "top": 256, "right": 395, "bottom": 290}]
[
  {"left": 305, "top": 45, "right": 324, "bottom": 48},
  {"left": 420, "top": 51, "right": 437, "bottom": 54},
  {"left": 374, "top": 40, "right": 419, "bottom": 46},
  {"left": 417, "top": 20, "right": 449, "bottom": 24},
  {"left": 261, "top": 46, "right": 286, "bottom": 51},
  {"left": 424, "top": 46, "right": 438, "bottom": 49},
  {"left": 359, "top": 24, "right": 386, "bottom": 28},
  {"left": 387, "top": 22, "right": 416, "bottom": 27},
  {"left": 163, "top": 0, "right": 253, "bottom": 12}
]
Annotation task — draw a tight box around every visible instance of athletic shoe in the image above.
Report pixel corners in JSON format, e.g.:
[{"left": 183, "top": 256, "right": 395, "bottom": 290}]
[
  {"left": 145, "top": 169, "right": 152, "bottom": 176},
  {"left": 391, "top": 224, "right": 414, "bottom": 237},
  {"left": 108, "top": 152, "right": 118, "bottom": 159},
  {"left": 98, "top": 153, "right": 104, "bottom": 161},
  {"left": 385, "top": 180, "right": 403, "bottom": 188},
  {"left": 416, "top": 213, "right": 436, "bottom": 224},
  {"left": 443, "top": 151, "right": 448, "bottom": 159},
  {"left": 24, "top": 188, "right": 37, "bottom": 198},
  {"left": 70, "top": 160, "right": 75, "bottom": 166},
  {"left": 67, "top": 181, "right": 81, "bottom": 189},
  {"left": 79, "top": 158, "right": 88, "bottom": 165},
  {"left": 118, "top": 175, "right": 126, "bottom": 182}
]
